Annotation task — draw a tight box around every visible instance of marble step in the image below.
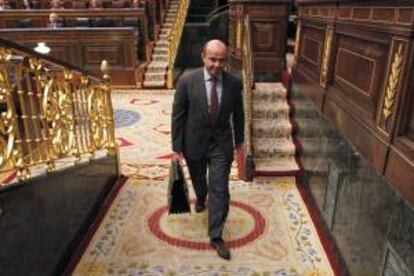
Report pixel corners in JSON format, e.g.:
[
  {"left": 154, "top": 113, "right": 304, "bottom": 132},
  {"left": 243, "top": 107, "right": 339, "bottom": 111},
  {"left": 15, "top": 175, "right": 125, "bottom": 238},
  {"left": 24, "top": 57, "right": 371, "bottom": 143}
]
[
  {"left": 252, "top": 119, "right": 292, "bottom": 138},
  {"left": 290, "top": 85, "right": 310, "bottom": 100},
  {"left": 291, "top": 100, "right": 320, "bottom": 119},
  {"left": 297, "top": 137, "right": 344, "bottom": 158},
  {"left": 294, "top": 117, "right": 339, "bottom": 138}
]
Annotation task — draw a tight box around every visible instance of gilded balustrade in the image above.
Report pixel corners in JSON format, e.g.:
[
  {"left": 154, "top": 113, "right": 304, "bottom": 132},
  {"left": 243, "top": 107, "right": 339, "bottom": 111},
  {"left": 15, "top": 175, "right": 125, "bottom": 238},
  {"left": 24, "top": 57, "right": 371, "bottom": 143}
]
[
  {"left": 0, "top": 46, "right": 117, "bottom": 183},
  {"left": 167, "top": 0, "right": 190, "bottom": 89}
]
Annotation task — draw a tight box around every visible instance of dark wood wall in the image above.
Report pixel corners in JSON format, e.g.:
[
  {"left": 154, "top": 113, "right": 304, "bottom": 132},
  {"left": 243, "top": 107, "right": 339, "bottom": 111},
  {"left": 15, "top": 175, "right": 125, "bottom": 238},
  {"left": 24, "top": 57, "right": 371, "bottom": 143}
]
[
  {"left": 228, "top": 0, "right": 290, "bottom": 80},
  {"left": 0, "top": 28, "right": 138, "bottom": 87},
  {"left": 294, "top": 0, "right": 414, "bottom": 204}
]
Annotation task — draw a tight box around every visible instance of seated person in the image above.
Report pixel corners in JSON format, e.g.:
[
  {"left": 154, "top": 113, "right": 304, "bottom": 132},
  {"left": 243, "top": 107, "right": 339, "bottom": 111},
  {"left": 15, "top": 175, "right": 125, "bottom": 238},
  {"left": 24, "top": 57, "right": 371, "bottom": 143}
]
[
  {"left": 132, "top": 0, "right": 144, "bottom": 8},
  {"left": 88, "top": 0, "right": 102, "bottom": 9},
  {"left": 0, "top": 0, "right": 11, "bottom": 10},
  {"left": 72, "top": 1, "right": 87, "bottom": 8},
  {"left": 22, "top": 0, "right": 34, "bottom": 9},
  {"left": 48, "top": 12, "right": 65, "bottom": 28},
  {"left": 49, "top": 0, "right": 64, "bottom": 10}
]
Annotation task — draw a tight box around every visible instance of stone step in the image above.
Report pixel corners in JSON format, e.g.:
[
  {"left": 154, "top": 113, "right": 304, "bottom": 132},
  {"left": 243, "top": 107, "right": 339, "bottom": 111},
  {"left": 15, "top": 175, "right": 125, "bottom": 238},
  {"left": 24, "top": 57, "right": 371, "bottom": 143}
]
[
  {"left": 293, "top": 117, "right": 339, "bottom": 138},
  {"left": 297, "top": 137, "right": 343, "bottom": 158},
  {"left": 291, "top": 100, "right": 320, "bottom": 119}
]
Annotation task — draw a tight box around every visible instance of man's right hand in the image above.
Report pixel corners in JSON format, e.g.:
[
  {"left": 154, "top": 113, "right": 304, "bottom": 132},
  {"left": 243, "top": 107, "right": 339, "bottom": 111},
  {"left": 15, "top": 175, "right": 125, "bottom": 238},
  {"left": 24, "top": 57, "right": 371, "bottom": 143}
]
[{"left": 171, "top": 151, "right": 184, "bottom": 162}]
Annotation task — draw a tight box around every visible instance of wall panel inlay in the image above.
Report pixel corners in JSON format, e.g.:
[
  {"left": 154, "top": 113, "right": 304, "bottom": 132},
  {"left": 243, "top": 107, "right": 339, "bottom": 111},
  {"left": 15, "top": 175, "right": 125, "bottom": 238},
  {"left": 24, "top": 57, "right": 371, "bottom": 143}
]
[{"left": 335, "top": 48, "right": 375, "bottom": 95}]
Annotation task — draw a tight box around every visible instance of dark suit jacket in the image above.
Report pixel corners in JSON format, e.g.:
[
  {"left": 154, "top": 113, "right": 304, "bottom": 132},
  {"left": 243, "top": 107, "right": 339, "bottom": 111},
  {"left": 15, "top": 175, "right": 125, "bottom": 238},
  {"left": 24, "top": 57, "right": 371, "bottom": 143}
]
[{"left": 172, "top": 68, "right": 244, "bottom": 160}]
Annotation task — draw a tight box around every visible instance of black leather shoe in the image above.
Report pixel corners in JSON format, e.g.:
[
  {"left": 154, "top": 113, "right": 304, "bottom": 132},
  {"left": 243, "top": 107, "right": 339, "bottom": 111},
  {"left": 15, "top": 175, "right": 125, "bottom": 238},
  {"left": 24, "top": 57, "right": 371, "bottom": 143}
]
[
  {"left": 210, "top": 238, "right": 231, "bottom": 260},
  {"left": 195, "top": 199, "right": 205, "bottom": 213}
]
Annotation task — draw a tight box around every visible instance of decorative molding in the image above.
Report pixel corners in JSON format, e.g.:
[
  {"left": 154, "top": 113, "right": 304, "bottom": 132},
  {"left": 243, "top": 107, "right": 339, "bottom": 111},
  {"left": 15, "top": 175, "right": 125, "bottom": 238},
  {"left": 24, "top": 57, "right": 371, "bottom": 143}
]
[
  {"left": 382, "top": 42, "right": 405, "bottom": 125},
  {"left": 320, "top": 26, "right": 333, "bottom": 88},
  {"left": 335, "top": 6, "right": 414, "bottom": 25},
  {"left": 236, "top": 17, "right": 243, "bottom": 55},
  {"left": 334, "top": 47, "right": 377, "bottom": 96},
  {"left": 294, "top": 20, "right": 302, "bottom": 68},
  {"left": 301, "top": 36, "right": 322, "bottom": 66}
]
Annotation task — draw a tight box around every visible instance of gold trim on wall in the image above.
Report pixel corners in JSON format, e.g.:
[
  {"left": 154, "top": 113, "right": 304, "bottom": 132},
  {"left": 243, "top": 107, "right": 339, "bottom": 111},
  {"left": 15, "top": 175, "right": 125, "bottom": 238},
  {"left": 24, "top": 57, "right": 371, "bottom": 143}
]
[
  {"left": 382, "top": 42, "right": 405, "bottom": 124},
  {"left": 320, "top": 27, "right": 333, "bottom": 88},
  {"left": 236, "top": 17, "right": 243, "bottom": 54},
  {"left": 293, "top": 20, "right": 302, "bottom": 68}
]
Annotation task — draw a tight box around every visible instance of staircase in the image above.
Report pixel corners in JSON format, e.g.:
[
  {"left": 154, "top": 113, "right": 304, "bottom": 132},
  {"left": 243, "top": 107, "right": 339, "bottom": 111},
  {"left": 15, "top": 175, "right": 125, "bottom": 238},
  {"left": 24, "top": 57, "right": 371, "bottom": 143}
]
[
  {"left": 252, "top": 82, "right": 300, "bottom": 175},
  {"left": 290, "top": 85, "right": 348, "bottom": 175},
  {"left": 143, "top": 0, "right": 180, "bottom": 88}
]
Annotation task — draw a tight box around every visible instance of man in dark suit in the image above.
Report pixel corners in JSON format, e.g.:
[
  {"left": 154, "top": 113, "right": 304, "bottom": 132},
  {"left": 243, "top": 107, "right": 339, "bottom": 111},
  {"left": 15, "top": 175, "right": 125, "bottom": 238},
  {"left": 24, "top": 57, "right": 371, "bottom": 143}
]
[{"left": 171, "top": 39, "right": 244, "bottom": 260}]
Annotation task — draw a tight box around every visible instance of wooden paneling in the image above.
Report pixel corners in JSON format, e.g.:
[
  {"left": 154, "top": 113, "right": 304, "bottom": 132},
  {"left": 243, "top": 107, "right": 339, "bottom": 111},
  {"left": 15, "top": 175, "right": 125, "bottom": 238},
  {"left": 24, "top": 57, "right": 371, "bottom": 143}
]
[
  {"left": 324, "top": 95, "right": 388, "bottom": 172},
  {"left": 0, "top": 9, "right": 149, "bottom": 60},
  {"left": 330, "top": 34, "right": 388, "bottom": 120},
  {"left": 295, "top": 0, "right": 414, "bottom": 205},
  {"left": 228, "top": 0, "right": 289, "bottom": 79},
  {"left": 0, "top": 28, "right": 138, "bottom": 87}
]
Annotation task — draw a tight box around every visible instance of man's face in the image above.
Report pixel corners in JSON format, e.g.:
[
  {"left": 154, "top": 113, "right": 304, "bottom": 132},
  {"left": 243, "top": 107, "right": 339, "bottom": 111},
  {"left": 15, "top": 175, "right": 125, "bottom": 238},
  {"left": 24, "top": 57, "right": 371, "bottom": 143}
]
[{"left": 202, "top": 43, "right": 227, "bottom": 77}]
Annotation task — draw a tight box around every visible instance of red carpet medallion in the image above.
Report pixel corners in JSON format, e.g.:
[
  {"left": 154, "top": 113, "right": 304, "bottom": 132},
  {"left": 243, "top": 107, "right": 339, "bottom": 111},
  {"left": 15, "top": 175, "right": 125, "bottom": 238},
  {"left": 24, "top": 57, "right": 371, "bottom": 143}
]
[{"left": 71, "top": 91, "right": 334, "bottom": 275}]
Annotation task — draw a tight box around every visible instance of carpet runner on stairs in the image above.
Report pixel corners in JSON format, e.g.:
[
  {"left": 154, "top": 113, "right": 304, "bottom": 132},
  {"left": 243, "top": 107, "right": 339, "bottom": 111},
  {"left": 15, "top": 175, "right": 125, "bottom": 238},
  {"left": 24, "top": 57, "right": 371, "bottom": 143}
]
[
  {"left": 143, "top": 0, "right": 180, "bottom": 88},
  {"left": 252, "top": 82, "right": 300, "bottom": 175}
]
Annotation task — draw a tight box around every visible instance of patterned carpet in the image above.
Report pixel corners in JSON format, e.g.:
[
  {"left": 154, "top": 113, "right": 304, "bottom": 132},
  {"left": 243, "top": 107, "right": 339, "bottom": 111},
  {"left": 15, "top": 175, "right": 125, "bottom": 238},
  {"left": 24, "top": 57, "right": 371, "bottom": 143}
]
[{"left": 72, "top": 90, "right": 335, "bottom": 275}]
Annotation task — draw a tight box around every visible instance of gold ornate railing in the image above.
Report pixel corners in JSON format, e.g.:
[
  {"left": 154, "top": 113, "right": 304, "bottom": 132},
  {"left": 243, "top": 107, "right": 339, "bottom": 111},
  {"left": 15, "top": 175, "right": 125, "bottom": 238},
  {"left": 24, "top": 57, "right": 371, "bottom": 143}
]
[
  {"left": 166, "top": 0, "right": 190, "bottom": 89},
  {"left": 0, "top": 41, "right": 117, "bottom": 183},
  {"left": 241, "top": 15, "right": 255, "bottom": 180}
]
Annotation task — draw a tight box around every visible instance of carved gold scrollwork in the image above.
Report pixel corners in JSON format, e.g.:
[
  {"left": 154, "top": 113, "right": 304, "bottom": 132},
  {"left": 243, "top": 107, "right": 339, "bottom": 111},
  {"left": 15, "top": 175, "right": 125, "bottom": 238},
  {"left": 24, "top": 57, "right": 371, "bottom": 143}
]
[
  {"left": 236, "top": 18, "right": 243, "bottom": 54},
  {"left": 88, "top": 86, "right": 107, "bottom": 151},
  {"left": 0, "top": 48, "right": 27, "bottom": 178},
  {"left": 382, "top": 43, "right": 404, "bottom": 122},
  {"left": 1, "top": 45, "right": 116, "bottom": 184},
  {"left": 43, "top": 76, "right": 74, "bottom": 158},
  {"left": 320, "top": 27, "right": 333, "bottom": 87}
]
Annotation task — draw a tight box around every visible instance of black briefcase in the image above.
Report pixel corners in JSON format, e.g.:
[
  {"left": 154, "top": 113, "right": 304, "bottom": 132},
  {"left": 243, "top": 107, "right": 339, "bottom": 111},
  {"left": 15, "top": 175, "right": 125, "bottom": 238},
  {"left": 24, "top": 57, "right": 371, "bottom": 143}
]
[{"left": 167, "top": 160, "right": 191, "bottom": 214}]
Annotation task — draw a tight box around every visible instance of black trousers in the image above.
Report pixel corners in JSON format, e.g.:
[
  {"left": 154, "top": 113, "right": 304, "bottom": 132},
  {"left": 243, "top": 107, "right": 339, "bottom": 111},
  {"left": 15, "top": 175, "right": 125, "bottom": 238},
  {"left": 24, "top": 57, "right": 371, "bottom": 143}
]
[{"left": 186, "top": 140, "right": 233, "bottom": 239}]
